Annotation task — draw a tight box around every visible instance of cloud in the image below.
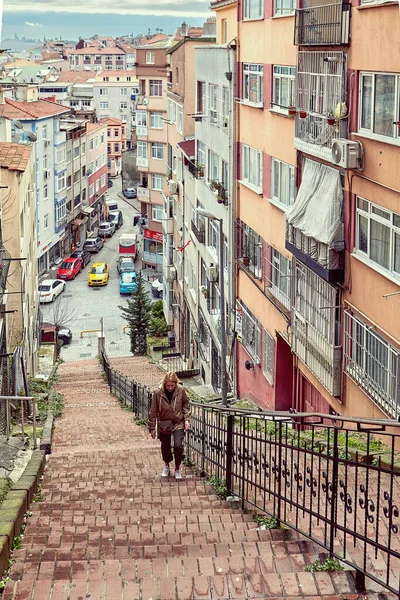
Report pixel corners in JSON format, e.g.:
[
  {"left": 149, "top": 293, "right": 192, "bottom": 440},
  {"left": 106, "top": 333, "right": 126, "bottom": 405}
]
[
  {"left": 6, "top": 0, "right": 210, "bottom": 17},
  {"left": 25, "top": 21, "right": 43, "bottom": 26}
]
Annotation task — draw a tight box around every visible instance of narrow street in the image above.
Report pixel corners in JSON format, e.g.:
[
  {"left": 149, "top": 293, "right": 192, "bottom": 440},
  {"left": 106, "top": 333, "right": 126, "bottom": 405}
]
[{"left": 40, "top": 179, "right": 158, "bottom": 362}]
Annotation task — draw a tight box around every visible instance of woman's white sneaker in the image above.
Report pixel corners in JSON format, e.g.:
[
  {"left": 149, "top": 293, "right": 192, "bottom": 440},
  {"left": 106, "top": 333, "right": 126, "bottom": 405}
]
[
  {"left": 175, "top": 470, "right": 182, "bottom": 480},
  {"left": 162, "top": 466, "right": 170, "bottom": 477}
]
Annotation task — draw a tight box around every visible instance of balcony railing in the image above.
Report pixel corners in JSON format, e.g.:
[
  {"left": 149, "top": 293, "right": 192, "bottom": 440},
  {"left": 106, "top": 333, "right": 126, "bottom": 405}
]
[
  {"left": 294, "top": 2, "right": 351, "bottom": 46},
  {"left": 191, "top": 220, "right": 205, "bottom": 244}
]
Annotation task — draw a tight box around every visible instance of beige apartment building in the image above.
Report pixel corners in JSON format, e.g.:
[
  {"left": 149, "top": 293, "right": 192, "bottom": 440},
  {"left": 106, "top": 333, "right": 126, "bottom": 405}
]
[
  {"left": 69, "top": 47, "right": 127, "bottom": 72},
  {"left": 0, "top": 143, "right": 38, "bottom": 376}
]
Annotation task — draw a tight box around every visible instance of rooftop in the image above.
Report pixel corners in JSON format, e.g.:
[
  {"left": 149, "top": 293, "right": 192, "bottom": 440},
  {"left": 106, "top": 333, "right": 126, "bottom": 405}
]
[
  {"left": 0, "top": 98, "right": 70, "bottom": 121},
  {"left": 0, "top": 142, "right": 32, "bottom": 172},
  {"left": 70, "top": 47, "right": 125, "bottom": 56}
]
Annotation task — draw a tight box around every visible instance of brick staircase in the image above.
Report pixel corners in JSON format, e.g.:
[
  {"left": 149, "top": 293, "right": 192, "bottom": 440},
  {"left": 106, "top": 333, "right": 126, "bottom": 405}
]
[{"left": 3, "top": 360, "right": 390, "bottom": 599}]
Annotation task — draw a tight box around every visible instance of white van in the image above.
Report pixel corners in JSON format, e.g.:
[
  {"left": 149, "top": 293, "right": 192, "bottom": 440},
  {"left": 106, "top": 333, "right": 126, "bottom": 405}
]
[{"left": 106, "top": 199, "right": 119, "bottom": 214}]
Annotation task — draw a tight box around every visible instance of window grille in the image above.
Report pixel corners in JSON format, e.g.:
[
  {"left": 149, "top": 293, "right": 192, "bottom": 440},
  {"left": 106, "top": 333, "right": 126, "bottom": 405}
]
[{"left": 240, "top": 302, "right": 261, "bottom": 363}]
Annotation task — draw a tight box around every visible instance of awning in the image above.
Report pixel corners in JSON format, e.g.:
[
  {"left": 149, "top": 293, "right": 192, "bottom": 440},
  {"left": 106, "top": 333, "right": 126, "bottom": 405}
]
[
  {"left": 286, "top": 158, "right": 342, "bottom": 245},
  {"left": 82, "top": 206, "right": 95, "bottom": 215},
  {"left": 177, "top": 139, "right": 195, "bottom": 161},
  {"left": 72, "top": 216, "right": 88, "bottom": 231}
]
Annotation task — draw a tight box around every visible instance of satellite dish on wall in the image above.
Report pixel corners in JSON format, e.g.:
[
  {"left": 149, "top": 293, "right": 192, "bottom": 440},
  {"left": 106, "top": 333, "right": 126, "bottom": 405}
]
[
  {"left": 13, "top": 120, "right": 23, "bottom": 129},
  {"left": 25, "top": 132, "right": 37, "bottom": 142}
]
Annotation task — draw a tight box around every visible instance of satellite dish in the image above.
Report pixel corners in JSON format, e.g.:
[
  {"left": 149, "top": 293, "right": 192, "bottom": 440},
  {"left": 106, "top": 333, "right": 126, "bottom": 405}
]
[
  {"left": 143, "top": 98, "right": 149, "bottom": 106},
  {"left": 13, "top": 120, "right": 23, "bottom": 129},
  {"left": 25, "top": 132, "right": 37, "bottom": 142}
]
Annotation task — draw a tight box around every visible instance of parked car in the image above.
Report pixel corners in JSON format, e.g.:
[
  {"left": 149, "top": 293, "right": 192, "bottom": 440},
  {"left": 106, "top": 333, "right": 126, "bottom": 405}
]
[
  {"left": 108, "top": 210, "right": 123, "bottom": 230},
  {"left": 70, "top": 249, "right": 91, "bottom": 268},
  {"left": 56, "top": 257, "right": 81, "bottom": 280},
  {"left": 117, "top": 257, "right": 135, "bottom": 274},
  {"left": 108, "top": 178, "right": 113, "bottom": 188},
  {"left": 98, "top": 221, "right": 115, "bottom": 238},
  {"left": 151, "top": 276, "right": 163, "bottom": 298},
  {"left": 83, "top": 237, "right": 104, "bottom": 253},
  {"left": 88, "top": 262, "right": 109, "bottom": 286},
  {"left": 58, "top": 327, "right": 72, "bottom": 345},
  {"left": 39, "top": 279, "right": 66, "bottom": 303},
  {"left": 119, "top": 272, "right": 138, "bottom": 295},
  {"left": 123, "top": 187, "right": 137, "bottom": 199}
]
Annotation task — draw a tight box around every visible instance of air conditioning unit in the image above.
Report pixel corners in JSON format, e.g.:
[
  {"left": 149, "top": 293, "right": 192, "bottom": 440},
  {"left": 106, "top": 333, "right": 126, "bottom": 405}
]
[
  {"left": 44, "top": 139, "right": 51, "bottom": 147},
  {"left": 206, "top": 262, "right": 218, "bottom": 282},
  {"left": 165, "top": 266, "right": 177, "bottom": 282},
  {"left": 44, "top": 169, "right": 51, "bottom": 179},
  {"left": 168, "top": 180, "right": 177, "bottom": 194},
  {"left": 331, "top": 139, "right": 361, "bottom": 169}
]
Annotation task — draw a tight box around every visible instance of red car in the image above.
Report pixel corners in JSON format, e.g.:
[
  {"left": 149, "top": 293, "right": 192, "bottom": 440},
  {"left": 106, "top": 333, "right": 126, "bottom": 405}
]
[{"left": 57, "top": 258, "right": 81, "bottom": 280}]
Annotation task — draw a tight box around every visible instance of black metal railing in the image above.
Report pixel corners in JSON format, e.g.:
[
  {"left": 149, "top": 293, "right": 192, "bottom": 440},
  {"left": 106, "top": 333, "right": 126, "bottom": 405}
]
[
  {"left": 100, "top": 349, "right": 400, "bottom": 596},
  {"left": 294, "top": 2, "right": 351, "bottom": 46},
  {"left": 191, "top": 220, "right": 206, "bottom": 244}
]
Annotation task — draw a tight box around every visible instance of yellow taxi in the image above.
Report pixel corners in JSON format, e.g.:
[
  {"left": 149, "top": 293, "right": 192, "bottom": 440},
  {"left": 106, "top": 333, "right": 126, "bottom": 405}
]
[{"left": 88, "top": 262, "right": 109, "bottom": 286}]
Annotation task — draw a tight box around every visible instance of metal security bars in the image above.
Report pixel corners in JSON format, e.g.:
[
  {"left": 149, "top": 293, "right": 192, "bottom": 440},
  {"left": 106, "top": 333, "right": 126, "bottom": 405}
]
[
  {"left": 294, "top": 3, "right": 351, "bottom": 46},
  {"left": 101, "top": 351, "right": 400, "bottom": 596}
]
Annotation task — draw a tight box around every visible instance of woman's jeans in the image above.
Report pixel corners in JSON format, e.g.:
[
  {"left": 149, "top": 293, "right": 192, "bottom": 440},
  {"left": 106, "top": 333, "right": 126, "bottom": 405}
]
[{"left": 159, "top": 429, "right": 185, "bottom": 469}]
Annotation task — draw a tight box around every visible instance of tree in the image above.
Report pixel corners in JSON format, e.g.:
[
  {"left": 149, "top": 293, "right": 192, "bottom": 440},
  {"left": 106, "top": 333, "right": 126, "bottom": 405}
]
[{"left": 119, "top": 272, "right": 152, "bottom": 355}]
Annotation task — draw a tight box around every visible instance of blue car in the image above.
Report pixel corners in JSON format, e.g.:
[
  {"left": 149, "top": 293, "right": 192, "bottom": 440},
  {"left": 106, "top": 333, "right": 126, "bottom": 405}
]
[{"left": 119, "top": 271, "right": 138, "bottom": 295}]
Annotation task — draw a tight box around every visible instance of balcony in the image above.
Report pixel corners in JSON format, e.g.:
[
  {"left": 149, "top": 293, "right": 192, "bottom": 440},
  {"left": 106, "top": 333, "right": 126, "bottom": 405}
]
[
  {"left": 136, "top": 156, "right": 149, "bottom": 169},
  {"left": 191, "top": 220, "right": 205, "bottom": 244},
  {"left": 136, "top": 125, "right": 148, "bottom": 138},
  {"left": 137, "top": 186, "right": 150, "bottom": 200},
  {"left": 294, "top": 3, "right": 351, "bottom": 46}
]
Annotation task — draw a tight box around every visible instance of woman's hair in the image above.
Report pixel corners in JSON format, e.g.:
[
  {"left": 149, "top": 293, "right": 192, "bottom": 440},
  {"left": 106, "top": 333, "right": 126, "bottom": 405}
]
[{"left": 162, "top": 371, "right": 179, "bottom": 387}]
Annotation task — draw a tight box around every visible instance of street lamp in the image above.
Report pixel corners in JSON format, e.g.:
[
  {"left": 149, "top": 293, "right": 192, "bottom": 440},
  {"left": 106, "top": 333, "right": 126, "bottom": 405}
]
[{"left": 196, "top": 208, "right": 228, "bottom": 406}]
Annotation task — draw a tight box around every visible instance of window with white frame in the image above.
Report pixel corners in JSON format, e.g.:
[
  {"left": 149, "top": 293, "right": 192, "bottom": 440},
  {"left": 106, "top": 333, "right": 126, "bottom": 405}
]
[
  {"left": 241, "top": 302, "right": 261, "bottom": 363},
  {"left": 222, "top": 87, "right": 229, "bottom": 122},
  {"left": 177, "top": 105, "right": 183, "bottom": 134},
  {"left": 197, "top": 140, "right": 206, "bottom": 171},
  {"left": 100, "top": 133, "right": 104, "bottom": 144},
  {"left": 146, "top": 51, "right": 155, "bottom": 64},
  {"left": 273, "top": 66, "right": 295, "bottom": 110},
  {"left": 241, "top": 144, "right": 262, "bottom": 191},
  {"left": 43, "top": 155, "right": 48, "bottom": 169},
  {"left": 152, "top": 174, "right": 163, "bottom": 190},
  {"left": 151, "top": 143, "right": 163, "bottom": 159},
  {"left": 208, "top": 150, "right": 219, "bottom": 182},
  {"left": 89, "top": 183, "right": 94, "bottom": 197},
  {"left": 81, "top": 142, "right": 86, "bottom": 155},
  {"left": 150, "top": 112, "right": 163, "bottom": 128},
  {"left": 56, "top": 202, "right": 66, "bottom": 223},
  {"left": 96, "top": 179, "right": 100, "bottom": 193},
  {"left": 101, "top": 174, "right": 106, "bottom": 187},
  {"left": 208, "top": 84, "right": 218, "bottom": 121},
  {"left": 270, "top": 248, "right": 291, "bottom": 309},
  {"left": 56, "top": 147, "right": 66, "bottom": 164},
  {"left": 44, "top": 214, "right": 49, "bottom": 229},
  {"left": 44, "top": 184, "right": 48, "bottom": 200},
  {"left": 57, "top": 172, "right": 66, "bottom": 192},
  {"left": 137, "top": 141, "right": 147, "bottom": 158},
  {"left": 73, "top": 146, "right": 79, "bottom": 159},
  {"left": 271, "top": 158, "right": 295, "bottom": 208},
  {"left": 89, "top": 138, "right": 94, "bottom": 150},
  {"left": 274, "top": 0, "right": 295, "bottom": 14},
  {"left": 263, "top": 329, "right": 275, "bottom": 384},
  {"left": 136, "top": 110, "right": 147, "bottom": 126},
  {"left": 120, "top": 88, "right": 127, "bottom": 96},
  {"left": 243, "top": 64, "right": 264, "bottom": 105},
  {"left": 359, "top": 72, "right": 400, "bottom": 141},
  {"left": 343, "top": 310, "right": 400, "bottom": 420},
  {"left": 197, "top": 81, "right": 206, "bottom": 114},
  {"left": 243, "top": 0, "right": 264, "bottom": 21},
  {"left": 120, "top": 102, "right": 127, "bottom": 110},
  {"left": 242, "top": 222, "right": 262, "bottom": 278},
  {"left": 150, "top": 80, "right": 162, "bottom": 96},
  {"left": 208, "top": 219, "right": 219, "bottom": 254},
  {"left": 152, "top": 205, "right": 164, "bottom": 221},
  {"left": 99, "top": 88, "right": 108, "bottom": 96},
  {"left": 356, "top": 196, "right": 400, "bottom": 278}
]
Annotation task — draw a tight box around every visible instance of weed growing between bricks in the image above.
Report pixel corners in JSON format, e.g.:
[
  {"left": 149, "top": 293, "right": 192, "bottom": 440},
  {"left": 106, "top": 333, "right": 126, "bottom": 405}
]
[
  {"left": 0, "top": 510, "right": 33, "bottom": 590},
  {"left": 207, "top": 476, "right": 228, "bottom": 500},
  {"left": 304, "top": 557, "right": 343, "bottom": 572}
]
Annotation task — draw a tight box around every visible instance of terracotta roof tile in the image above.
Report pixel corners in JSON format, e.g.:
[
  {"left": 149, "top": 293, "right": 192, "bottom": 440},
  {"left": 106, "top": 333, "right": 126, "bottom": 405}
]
[
  {"left": 0, "top": 98, "right": 70, "bottom": 120},
  {"left": 99, "top": 117, "right": 123, "bottom": 125},
  {"left": 86, "top": 122, "right": 107, "bottom": 134},
  {"left": 56, "top": 71, "right": 96, "bottom": 83},
  {"left": 0, "top": 143, "right": 32, "bottom": 172},
  {"left": 70, "top": 47, "right": 125, "bottom": 55}
]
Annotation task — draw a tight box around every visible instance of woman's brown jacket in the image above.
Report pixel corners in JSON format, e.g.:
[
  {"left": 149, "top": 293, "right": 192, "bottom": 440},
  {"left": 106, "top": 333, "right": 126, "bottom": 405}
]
[{"left": 149, "top": 384, "right": 191, "bottom": 432}]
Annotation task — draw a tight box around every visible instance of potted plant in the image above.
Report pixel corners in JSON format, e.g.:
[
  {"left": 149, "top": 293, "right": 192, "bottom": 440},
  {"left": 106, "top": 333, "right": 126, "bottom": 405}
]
[
  {"left": 287, "top": 106, "right": 297, "bottom": 117},
  {"left": 201, "top": 286, "right": 208, "bottom": 298},
  {"left": 196, "top": 163, "right": 204, "bottom": 178},
  {"left": 209, "top": 179, "right": 220, "bottom": 192},
  {"left": 298, "top": 110, "right": 307, "bottom": 119},
  {"left": 326, "top": 111, "right": 336, "bottom": 126},
  {"left": 217, "top": 195, "right": 226, "bottom": 204}
]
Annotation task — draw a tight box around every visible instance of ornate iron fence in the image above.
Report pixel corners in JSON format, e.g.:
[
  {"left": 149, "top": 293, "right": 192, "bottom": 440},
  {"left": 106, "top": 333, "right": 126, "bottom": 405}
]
[{"left": 100, "top": 349, "right": 400, "bottom": 595}]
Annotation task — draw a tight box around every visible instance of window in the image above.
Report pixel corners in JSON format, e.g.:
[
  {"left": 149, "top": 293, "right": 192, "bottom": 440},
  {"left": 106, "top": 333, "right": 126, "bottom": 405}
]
[
  {"left": 197, "top": 140, "right": 206, "bottom": 171},
  {"left": 197, "top": 81, "right": 206, "bottom": 114},
  {"left": 57, "top": 172, "right": 66, "bottom": 192},
  {"left": 150, "top": 112, "right": 163, "bottom": 128},
  {"left": 222, "top": 88, "right": 229, "bottom": 121},
  {"left": 73, "top": 146, "right": 79, "bottom": 159},
  {"left": 208, "top": 150, "right": 219, "bottom": 182},
  {"left": 263, "top": 330, "right": 275, "bottom": 385},
  {"left": 151, "top": 143, "right": 163, "bottom": 159},
  {"left": 208, "top": 84, "right": 218, "bottom": 121},
  {"left": 101, "top": 174, "right": 106, "bottom": 187},
  {"left": 150, "top": 80, "right": 162, "bottom": 96},
  {"left": 100, "top": 133, "right": 105, "bottom": 144},
  {"left": 243, "top": 64, "right": 264, "bottom": 105},
  {"left": 114, "top": 143, "right": 119, "bottom": 153},
  {"left": 146, "top": 51, "right": 155, "bottom": 64},
  {"left": 274, "top": 0, "right": 295, "bottom": 15},
  {"left": 355, "top": 196, "right": 400, "bottom": 278},
  {"left": 137, "top": 141, "right": 147, "bottom": 158},
  {"left": 243, "top": 0, "right": 264, "bottom": 20},
  {"left": 44, "top": 214, "right": 49, "bottom": 230},
  {"left": 265, "top": 247, "right": 291, "bottom": 309},
  {"left": 136, "top": 110, "right": 147, "bottom": 126},
  {"left": 209, "top": 219, "right": 220, "bottom": 254},
  {"left": 43, "top": 155, "right": 48, "bottom": 169},
  {"left": 273, "top": 66, "right": 295, "bottom": 110},
  {"left": 242, "top": 222, "right": 263, "bottom": 278},
  {"left": 221, "top": 19, "right": 228, "bottom": 43},
  {"left": 177, "top": 105, "right": 183, "bottom": 134},
  {"left": 89, "top": 184, "right": 94, "bottom": 197},
  {"left": 121, "top": 115, "right": 127, "bottom": 123},
  {"left": 344, "top": 310, "right": 400, "bottom": 419},
  {"left": 152, "top": 174, "right": 164, "bottom": 190},
  {"left": 271, "top": 158, "right": 295, "bottom": 208},
  {"left": 44, "top": 184, "right": 48, "bottom": 200},
  {"left": 89, "top": 138, "right": 94, "bottom": 150},
  {"left": 114, "top": 129, "right": 119, "bottom": 137},
  {"left": 56, "top": 147, "right": 66, "bottom": 164},
  {"left": 81, "top": 142, "right": 86, "bottom": 155},
  {"left": 153, "top": 205, "right": 164, "bottom": 221},
  {"left": 359, "top": 73, "right": 400, "bottom": 142},
  {"left": 241, "top": 302, "right": 261, "bottom": 363},
  {"left": 56, "top": 202, "right": 66, "bottom": 223},
  {"left": 120, "top": 88, "right": 127, "bottom": 96},
  {"left": 99, "top": 88, "right": 108, "bottom": 96},
  {"left": 42, "top": 125, "right": 47, "bottom": 139},
  {"left": 120, "top": 102, "right": 127, "bottom": 110},
  {"left": 241, "top": 144, "right": 262, "bottom": 191}
]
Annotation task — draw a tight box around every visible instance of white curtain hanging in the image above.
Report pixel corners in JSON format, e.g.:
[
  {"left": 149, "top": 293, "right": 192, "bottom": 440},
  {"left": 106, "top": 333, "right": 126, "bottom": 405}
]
[{"left": 286, "top": 159, "right": 343, "bottom": 245}]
